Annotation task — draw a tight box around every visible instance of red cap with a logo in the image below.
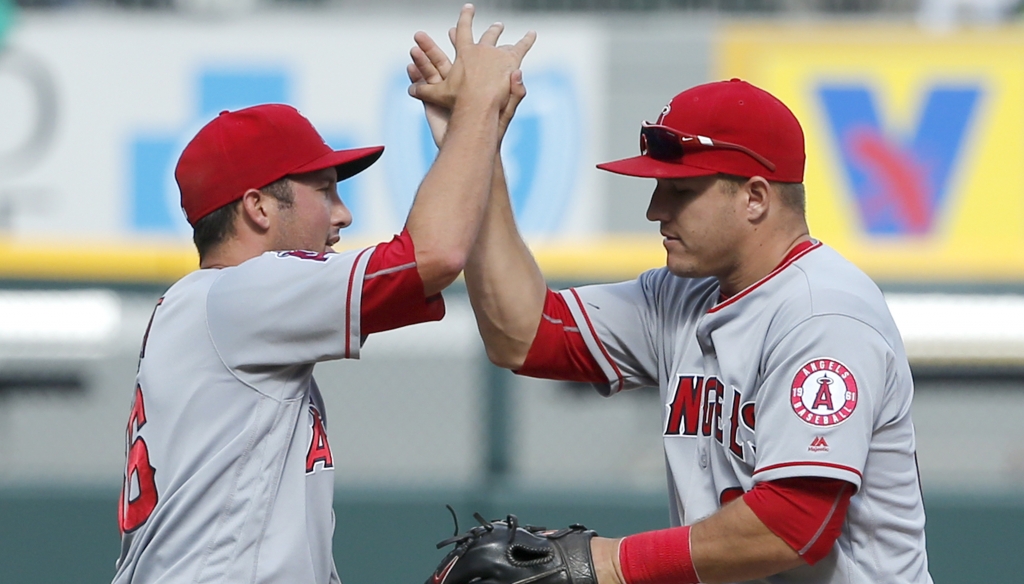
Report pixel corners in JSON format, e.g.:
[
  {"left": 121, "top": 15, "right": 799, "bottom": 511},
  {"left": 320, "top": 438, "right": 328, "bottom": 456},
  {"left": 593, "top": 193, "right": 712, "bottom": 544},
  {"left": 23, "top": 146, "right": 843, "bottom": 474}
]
[
  {"left": 175, "top": 104, "right": 384, "bottom": 226},
  {"left": 597, "top": 79, "right": 804, "bottom": 183}
]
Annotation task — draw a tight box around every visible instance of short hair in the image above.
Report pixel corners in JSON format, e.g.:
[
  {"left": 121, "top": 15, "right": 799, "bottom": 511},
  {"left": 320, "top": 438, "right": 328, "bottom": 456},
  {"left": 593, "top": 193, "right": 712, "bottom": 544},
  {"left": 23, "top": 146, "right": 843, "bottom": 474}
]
[
  {"left": 192, "top": 177, "right": 295, "bottom": 260},
  {"left": 718, "top": 174, "right": 805, "bottom": 215},
  {"left": 774, "top": 182, "right": 806, "bottom": 214}
]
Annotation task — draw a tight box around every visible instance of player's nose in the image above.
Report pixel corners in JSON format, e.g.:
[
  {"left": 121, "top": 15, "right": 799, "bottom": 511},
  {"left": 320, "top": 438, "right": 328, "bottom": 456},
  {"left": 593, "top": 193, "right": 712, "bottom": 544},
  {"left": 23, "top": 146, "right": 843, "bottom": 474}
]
[
  {"left": 646, "top": 183, "right": 672, "bottom": 223},
  {"left": 332, "top": 197, "right": 352, "bottom": 229}
]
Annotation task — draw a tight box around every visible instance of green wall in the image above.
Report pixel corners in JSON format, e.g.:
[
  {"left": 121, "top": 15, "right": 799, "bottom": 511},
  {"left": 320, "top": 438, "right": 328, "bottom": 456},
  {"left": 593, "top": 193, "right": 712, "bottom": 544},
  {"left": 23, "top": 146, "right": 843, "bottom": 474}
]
[
  {"left": 0, "top": 0, "right": 13, "bottom": 46},
  {"left": 0, "top": 487, "right": 1020, "bottom": 583}
]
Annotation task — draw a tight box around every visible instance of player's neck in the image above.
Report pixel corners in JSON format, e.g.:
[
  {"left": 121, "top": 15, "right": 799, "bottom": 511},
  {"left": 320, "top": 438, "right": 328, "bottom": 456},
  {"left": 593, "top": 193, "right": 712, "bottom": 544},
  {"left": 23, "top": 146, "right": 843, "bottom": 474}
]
[
  {"left": 718, "top": 230, "right": 811, "bottom": 298},
  {"left": 199, "top": 239, "right": 266, "bottom": 270}
]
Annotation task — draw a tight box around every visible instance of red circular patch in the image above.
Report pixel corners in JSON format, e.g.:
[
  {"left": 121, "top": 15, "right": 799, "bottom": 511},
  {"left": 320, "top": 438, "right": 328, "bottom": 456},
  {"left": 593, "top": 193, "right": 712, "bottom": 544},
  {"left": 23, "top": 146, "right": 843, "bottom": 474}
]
[{"left": 790, "top": 358, "right": 858, "bottom": 427}]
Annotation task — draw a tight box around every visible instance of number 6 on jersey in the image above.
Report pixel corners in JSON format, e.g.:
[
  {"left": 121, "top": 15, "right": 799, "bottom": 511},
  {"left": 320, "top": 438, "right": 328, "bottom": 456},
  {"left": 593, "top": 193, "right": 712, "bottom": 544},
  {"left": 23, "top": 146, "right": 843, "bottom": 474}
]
[{"left": 118, "top": 384, "right": 158, "bottom": 533}]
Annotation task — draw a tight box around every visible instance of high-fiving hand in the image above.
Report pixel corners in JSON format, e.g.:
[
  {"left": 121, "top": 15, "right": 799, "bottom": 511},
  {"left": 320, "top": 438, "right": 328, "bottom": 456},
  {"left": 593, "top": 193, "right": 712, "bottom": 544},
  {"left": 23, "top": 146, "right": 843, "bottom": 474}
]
[{"left": 407, "top": 4, "right": 535, "bottom": 146}]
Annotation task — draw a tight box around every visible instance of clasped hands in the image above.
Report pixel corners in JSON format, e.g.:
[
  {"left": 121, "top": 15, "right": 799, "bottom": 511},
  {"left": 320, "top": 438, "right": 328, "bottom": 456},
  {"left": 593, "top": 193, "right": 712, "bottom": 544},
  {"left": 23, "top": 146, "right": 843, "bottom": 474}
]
[{"left": 406, "top": 3, "right": 536, "bottom": 146}]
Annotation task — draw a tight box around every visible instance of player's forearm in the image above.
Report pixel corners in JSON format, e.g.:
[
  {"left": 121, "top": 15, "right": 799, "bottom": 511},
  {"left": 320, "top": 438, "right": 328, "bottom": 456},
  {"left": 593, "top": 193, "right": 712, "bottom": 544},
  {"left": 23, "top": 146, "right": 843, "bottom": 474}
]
[
  {"left": 594, "top": 499, "right": 803, "bottom": 584},
  {"left": 407, "top": 97, "right": 502, "bottom": 297},
  {"left": 465, "top": 155, "right": 547, "bottom": 370},
  {"left": 689, "top": 499, "right": 803, "bottom": 583}
]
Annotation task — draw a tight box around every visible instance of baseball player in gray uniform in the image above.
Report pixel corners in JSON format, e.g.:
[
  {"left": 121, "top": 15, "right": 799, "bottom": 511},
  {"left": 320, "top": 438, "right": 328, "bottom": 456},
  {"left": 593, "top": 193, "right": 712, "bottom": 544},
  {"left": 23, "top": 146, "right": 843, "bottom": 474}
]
[
  {"left": 409, "top": 30, "right": 931, "bottom": 584},
  {"left": 112, "top": 7, "right": 535, "bottom": 583}
]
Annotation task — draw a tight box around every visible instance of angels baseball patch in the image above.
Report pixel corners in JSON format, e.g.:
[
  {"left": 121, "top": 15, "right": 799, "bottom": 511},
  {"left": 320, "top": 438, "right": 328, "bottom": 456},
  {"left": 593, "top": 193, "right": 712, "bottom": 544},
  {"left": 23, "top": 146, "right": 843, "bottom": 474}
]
[{"left": 790, "top": 358, "right": 858, "bottom": 427}]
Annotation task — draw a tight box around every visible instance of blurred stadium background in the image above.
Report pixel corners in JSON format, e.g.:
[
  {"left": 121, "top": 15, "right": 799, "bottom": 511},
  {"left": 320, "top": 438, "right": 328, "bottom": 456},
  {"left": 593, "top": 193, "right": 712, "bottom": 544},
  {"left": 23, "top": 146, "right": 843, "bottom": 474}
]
[{"left": 3, "top": 0, "right": 1024, "bottom": 582}]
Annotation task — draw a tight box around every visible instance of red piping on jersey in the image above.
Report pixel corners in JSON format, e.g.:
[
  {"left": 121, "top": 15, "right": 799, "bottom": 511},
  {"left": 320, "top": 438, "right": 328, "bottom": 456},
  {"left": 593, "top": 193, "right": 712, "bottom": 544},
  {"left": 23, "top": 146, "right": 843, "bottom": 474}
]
[
  {"left": 365, "top": 261, "right": 417, "bottom": 279},
  {"left": 345, "top": 247, "right": 373, "bottom": 358},
  {"left": 708, "top": 241, "right": 821, "bottom": 313},
  {"left": 569, "top": 288, "right": 625, "bottom": 391},
  {"left": 798, "top": 482, "right": 851, "bottom": 557},
  {"left": 754, "top": 461, "right": 863, "bottom": 480}
]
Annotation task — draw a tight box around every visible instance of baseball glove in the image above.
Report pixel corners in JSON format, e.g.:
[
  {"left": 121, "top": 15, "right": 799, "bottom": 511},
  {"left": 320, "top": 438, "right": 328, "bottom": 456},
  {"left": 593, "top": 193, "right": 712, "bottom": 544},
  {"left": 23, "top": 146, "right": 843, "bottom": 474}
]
[{"left": 426, "top": 512, "right": 598, "bottom": 584}]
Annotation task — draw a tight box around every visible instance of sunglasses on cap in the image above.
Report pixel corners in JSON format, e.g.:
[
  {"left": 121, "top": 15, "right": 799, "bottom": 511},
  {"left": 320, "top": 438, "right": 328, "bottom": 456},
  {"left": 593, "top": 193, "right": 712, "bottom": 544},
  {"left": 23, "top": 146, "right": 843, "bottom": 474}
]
[{"left": 639, "top": 122, "right": 776, "bottom": 173}]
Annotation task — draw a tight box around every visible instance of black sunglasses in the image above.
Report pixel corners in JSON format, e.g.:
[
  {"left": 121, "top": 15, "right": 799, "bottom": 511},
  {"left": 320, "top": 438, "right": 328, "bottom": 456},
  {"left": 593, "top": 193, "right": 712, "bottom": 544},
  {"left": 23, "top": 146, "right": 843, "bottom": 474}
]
[{"left": 639, "top": 122, "right": 776, "bottom": 173}]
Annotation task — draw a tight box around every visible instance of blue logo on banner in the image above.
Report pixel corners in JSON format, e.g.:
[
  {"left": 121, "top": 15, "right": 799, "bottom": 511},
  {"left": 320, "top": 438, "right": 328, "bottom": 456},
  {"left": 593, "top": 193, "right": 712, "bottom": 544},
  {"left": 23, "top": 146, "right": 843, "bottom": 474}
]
[
  {"left": 132, "top": 66, "right": 582, "bottom": 237},
  {"left": 381, "top": 69, "right": 580, "bottom": 235},
  {"left": 130, "top": 69, "right": 365, "bottom": 234},
  {"left": 818, "top": 84, "right": 981, "bottom": 236}
]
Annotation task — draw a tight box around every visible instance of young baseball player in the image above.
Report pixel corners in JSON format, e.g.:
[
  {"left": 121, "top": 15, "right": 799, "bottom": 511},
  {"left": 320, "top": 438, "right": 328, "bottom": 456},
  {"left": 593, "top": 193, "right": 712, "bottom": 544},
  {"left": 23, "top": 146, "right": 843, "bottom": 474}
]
[
  {"left": 112, "top": 7, "right": 534, "bottom": 584},
  {"left": 409, "top": 32, "right": 932, "bottom": 584}
]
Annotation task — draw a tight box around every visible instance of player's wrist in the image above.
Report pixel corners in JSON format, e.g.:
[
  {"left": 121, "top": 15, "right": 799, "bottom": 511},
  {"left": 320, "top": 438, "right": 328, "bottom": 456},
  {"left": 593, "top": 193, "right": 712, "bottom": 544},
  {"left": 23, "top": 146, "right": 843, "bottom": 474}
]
[
  {"left": 590, "top": 536, "right": 626, "bottom": 584},
  {"left": 619, "top": 526, "right": 701, "bottom": 584},
  {"left": 453, "top": 92, "right": 507, "bottom": 117},
  {"left": 449, "top": 89, "right": 504, "bottom": 121}
]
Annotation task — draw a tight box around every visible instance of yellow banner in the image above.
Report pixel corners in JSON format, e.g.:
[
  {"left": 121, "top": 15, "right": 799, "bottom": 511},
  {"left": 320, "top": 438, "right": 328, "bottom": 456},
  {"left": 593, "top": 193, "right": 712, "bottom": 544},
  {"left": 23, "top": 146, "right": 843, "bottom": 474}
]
[
  {"left": 0, "top": 235, "right": 666, "bottom": 284},
  {"left": 719, "top": 24, "right": 1024, "bottom": 282}
]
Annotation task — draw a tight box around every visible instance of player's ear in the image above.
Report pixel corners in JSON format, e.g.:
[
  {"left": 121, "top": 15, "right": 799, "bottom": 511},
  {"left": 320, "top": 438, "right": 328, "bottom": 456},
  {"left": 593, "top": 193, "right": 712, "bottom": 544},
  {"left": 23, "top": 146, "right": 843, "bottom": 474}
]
[
  {"left": 239, "top": 188, "right": 273, "bottom": 232},
  {"left": 744, "top": 176, "right": 771, "bottom": 223}
]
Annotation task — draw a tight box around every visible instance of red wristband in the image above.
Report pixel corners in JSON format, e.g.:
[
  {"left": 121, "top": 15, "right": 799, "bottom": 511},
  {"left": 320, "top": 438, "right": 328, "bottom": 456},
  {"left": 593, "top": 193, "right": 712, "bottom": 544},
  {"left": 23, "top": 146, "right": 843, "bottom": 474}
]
[{"left": 619, "top": 526, "right": 701, "bottom": 584}]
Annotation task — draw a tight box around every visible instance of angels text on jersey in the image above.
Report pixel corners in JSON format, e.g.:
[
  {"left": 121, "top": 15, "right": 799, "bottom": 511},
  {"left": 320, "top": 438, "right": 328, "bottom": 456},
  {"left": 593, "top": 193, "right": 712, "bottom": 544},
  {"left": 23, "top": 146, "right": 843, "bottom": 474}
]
[
  {"left": 664, "top": 375, "right": 756, "bottom": 462},
  {"left": 663, "top": 365, "right": 856, "bottom": 465}
]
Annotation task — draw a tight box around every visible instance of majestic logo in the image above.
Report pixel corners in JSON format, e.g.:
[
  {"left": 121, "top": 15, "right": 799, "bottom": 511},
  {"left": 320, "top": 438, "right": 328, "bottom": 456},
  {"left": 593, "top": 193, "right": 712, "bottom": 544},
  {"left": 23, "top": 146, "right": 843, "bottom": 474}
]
[
  {"left": 791, "top": 358, "right": 858, "bottom": 427},
  {"left": 818, "top": 84, "right": 981, "bottom": 237},
  {"left": 808, "top": 436, "right": 830, "bottom": 453}
]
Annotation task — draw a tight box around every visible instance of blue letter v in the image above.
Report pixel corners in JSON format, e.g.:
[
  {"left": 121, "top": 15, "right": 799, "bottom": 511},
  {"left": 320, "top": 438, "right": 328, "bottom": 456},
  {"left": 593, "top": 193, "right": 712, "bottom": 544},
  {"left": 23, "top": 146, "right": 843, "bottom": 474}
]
[{"left": 818, "top": 84, "right": 980, "bottom": 236}]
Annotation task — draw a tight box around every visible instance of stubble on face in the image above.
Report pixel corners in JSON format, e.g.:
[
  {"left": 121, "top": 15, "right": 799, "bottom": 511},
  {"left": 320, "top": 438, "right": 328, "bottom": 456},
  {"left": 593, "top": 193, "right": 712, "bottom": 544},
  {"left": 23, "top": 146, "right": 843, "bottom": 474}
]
[{"left": 655, "top": 176, "right": 745, "bottom": 280}]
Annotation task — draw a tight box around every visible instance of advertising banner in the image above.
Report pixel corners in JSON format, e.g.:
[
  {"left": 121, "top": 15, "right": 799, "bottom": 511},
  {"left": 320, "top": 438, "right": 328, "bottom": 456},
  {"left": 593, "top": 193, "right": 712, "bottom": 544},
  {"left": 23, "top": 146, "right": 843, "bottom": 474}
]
[
  {"left": 0, "top": 12, "right": 605, "bottom": 280},
  {"left": 720, "top": 25, "right": 1024, "bottom": 282}
]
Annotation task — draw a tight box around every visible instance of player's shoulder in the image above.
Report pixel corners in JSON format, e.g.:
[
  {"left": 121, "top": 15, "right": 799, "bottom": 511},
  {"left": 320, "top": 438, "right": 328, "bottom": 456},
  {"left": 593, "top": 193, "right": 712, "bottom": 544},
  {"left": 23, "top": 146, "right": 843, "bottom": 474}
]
[
  {"left": 195, "top": 247, "right": 374, "bottom": 321},
  {"left": 640, "top": 267, "right": 718, "bottom": 296},
  {"left": 243, "top": 247, "right": 368, "bottom": 271},
  {"left": 782, "top": 243, "right": 898, "bottom": 334},
  {"left": 570, "top": 268, "right": 716, "bottom": 322},
  {"left": 576, "top": 267, "right": 715, "bottom": 299},
  {"left": 638, "top": 267, "right": 719, "bottom": 312},
  {"left": 795, "top": 244, "right": 886, "bottom": 310},
  {"left": 215, "top": 247, "right": 371, "bottom": 287},
  {"left": 163, "top": 267, "right": 223, "bottom": 300}
]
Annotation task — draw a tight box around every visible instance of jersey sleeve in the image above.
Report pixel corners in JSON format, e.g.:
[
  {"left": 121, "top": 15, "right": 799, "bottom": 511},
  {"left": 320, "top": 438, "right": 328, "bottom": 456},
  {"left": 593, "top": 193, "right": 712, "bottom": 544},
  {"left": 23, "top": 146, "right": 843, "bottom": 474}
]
[
  {"left": 207, "top": 247, "right": 376, "bottom": 370},
  {"left": 743, "top": 477, "right": 854, "bottom": 565},
  {"left": 361, "top": 229, "right": 445, "bottom": 335},
  {"left": 751, "top": 314, "right": 893, "bottom": 490},
  {"left": 515, "top": 289, "right": 607, "bottom": 384},
  {"left": 553, "top": 273, "right": 663, "bottom": 395}
]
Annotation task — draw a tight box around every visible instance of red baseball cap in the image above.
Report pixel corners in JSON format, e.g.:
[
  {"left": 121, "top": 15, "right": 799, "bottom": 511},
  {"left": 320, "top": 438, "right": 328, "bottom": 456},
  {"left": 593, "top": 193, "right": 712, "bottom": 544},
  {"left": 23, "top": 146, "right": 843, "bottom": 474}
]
[
  {"left": 175, "top": 104, "right": 384, "bottom": 226},
  {"left": 597, "top": 79, "right": 804, "bottom": 183}
]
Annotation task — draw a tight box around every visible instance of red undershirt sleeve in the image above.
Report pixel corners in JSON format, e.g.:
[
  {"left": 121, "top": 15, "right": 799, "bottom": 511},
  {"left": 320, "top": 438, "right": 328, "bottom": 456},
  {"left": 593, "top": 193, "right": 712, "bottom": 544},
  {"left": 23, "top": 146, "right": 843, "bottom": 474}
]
[
  {"left": 515, "top": 289, "right": 605, "bottom": 383},
  {"left": 359, "top": 229, "right": 445, "bottom": 335},
  {"left": 617, "top": 477, "right": 853, "bottom": 584},
  {"left": 743, "top": 477, "right": 855, "bottom": 565},
  {"left": 620, "top": 526, "right": 700, "bottom": 584}
]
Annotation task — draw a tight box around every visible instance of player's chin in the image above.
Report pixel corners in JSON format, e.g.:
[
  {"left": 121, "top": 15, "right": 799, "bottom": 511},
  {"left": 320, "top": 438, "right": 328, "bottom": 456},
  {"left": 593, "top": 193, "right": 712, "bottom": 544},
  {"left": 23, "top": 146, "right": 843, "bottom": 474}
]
[{"left": 664, "top": 256, "right": 706, "bottom": 279}]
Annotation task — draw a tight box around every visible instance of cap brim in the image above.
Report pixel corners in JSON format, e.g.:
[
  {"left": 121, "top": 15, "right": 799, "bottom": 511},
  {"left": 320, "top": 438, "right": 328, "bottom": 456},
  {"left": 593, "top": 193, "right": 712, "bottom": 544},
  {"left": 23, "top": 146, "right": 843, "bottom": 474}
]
[
  {"left": 596, "top": 154, "right": 719, "bottom": 179},
  {"left": 291, "top": 145, "right": 385, "bottom": 181}
]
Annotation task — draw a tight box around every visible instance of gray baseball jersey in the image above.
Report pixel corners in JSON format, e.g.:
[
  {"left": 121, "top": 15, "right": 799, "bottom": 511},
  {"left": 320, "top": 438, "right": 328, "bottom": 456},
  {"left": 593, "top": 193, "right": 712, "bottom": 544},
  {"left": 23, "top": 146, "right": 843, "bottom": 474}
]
[
  {"left": 561, "top": 242, "right": 931, "bottom": 584},
  {"left": 112, "top": 247, "right": 374, "bottom": 584}
]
